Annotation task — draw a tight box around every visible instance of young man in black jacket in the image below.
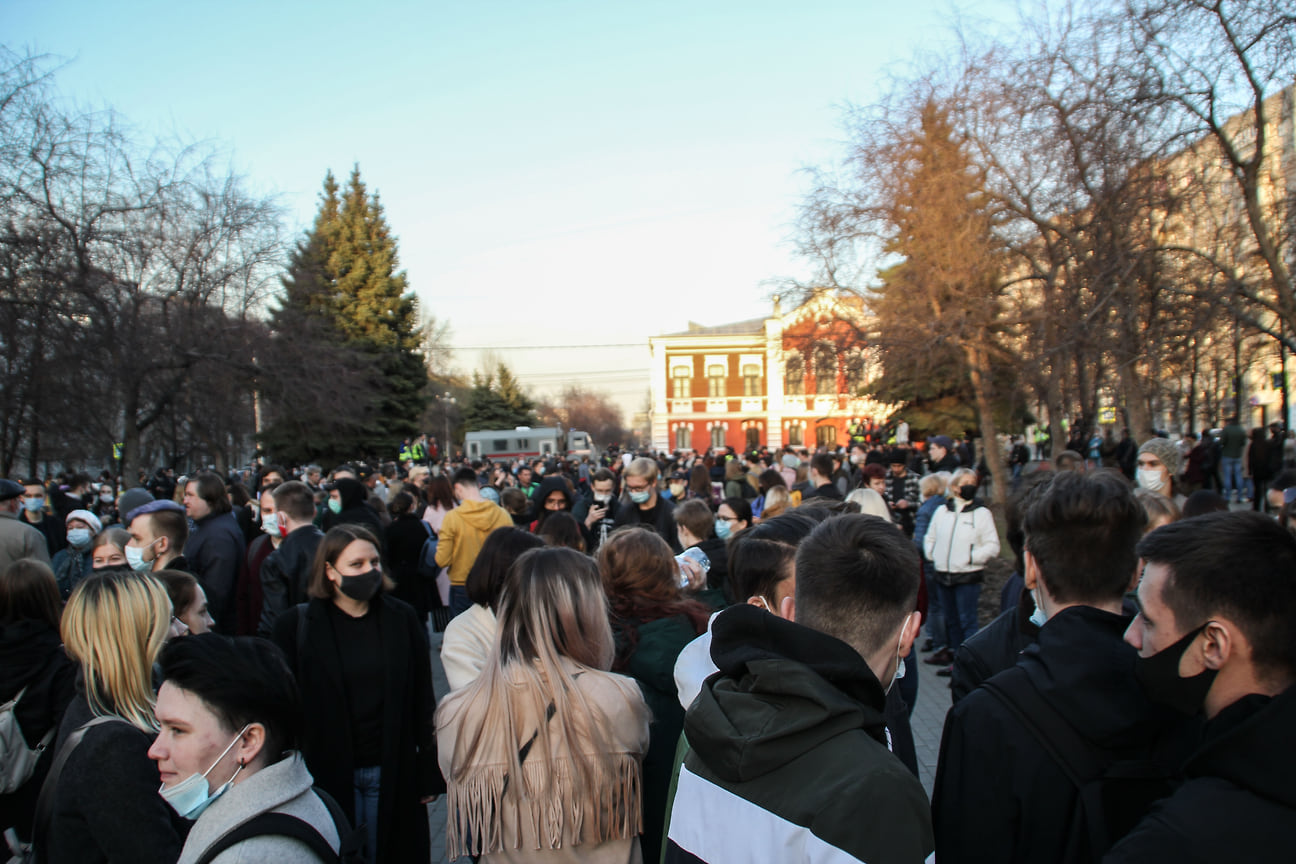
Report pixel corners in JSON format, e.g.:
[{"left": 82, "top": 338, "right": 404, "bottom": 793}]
[
  {"left": 933, "top": 469, "right": 1188, "bottom": 863},
  {"left": 1107, "top": 511, "right": 1296, "bottom": 862}
]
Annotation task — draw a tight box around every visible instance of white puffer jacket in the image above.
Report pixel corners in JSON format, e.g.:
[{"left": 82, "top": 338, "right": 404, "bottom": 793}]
[{"left": 923, "top": 497, "right": 999, "bottom": 577}]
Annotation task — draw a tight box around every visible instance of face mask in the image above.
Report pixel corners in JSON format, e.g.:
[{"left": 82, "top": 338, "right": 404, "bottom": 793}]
[
  {"left": 1029, "top": 587, "right": 1048, "bottom": 629},
  {"left": 99, "top": 492, "right": 114, "bottom": 503},
  {"left": 714, "top": 518, "right": 732, "bottom": 540},
  {"left": 338, "top": 567, "right": 382, "bottom": 602},
  {"left": 158, "top": 725, "right": 250, "bottom": 820},
  {"left": 959, "top": 484, "right": 978, "bottom": 501},
  {"left": 125, "top": 539, "right": 158, "bottom": 573},
  {"left": 536, "top": 465, "right": 545, "bottom": 475},
  {"left": 669, "top": 483, "right": 686, "bottom": 497},
  {"left": 593, "top": 494, "right": 611, "bottom": 505},
  {"left": 1137, "top": 468, "right": 1166, "bottom": 492},
  {"left": 1134, "top": 623, "right": 1218, "bottom": 715},
  {"left": 22, "top": 497, "right": 43, "bottom": 513},
  {"left": 67, "top": 528, "right": 92, "bottom": 549},
  {"left": 327, "top": 498, "right": 342, "bottom": 514},
  {"left": 849, "top": 454, "right": 862, "bottom": 465},
  {"left": 885, "top": 618, "right": 910, "bottom": 695},
  {"left": 261, "top": 513, "right": 279, "bottom": 536},
  {"left": 629, "top": 489, "right": 652, "bottom": 505}
]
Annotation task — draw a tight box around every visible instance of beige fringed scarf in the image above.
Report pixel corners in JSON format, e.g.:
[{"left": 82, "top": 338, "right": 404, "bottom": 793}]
[{"left": 442, "top": 667, "right": 646, "bottom": 859}]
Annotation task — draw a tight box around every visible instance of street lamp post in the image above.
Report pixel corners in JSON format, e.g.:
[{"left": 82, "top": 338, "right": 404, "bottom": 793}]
[{"left": 440, "top": 392, "right": 456, "bottom": 459}]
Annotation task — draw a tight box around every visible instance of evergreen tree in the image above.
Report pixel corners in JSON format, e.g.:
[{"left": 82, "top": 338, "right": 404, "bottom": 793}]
[{"left": 462, "top": 363, "right": 537, "bottom": 431}]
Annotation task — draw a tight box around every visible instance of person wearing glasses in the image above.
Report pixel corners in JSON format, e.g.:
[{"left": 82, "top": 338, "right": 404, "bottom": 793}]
[{"left": 612, "top": 457, "right": 682, "bottom": 553}]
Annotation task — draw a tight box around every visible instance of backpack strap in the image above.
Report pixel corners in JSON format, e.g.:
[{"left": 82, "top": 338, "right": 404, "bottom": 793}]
[
  {"left": 312, "top": 786, "right": 366, "bottom": 862},
  {"left": 192, "top": 812, "right": 338, "bottom": 864},
  {"left": 980, "top": 671, "right": 1113, "bottom": 855},
  {"left": 30, "top": 716, "right": 123, "bottom": 859}
]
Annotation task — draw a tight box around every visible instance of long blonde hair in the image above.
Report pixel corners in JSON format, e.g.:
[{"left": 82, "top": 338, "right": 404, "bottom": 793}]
[
  {"left": 436, "top": 547, "right": 645, "bottom": 856},
  {"left": 62, "top": 570, "right": 171, "bottom": 731}
]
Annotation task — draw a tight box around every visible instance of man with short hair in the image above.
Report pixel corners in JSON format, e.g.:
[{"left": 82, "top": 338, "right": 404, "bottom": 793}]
[
  {"left": 257, "top": 481, "right": 325, "bottom": 637},
  {"left": 1218, "top": 415, "right": 1247, "bottom": 502},
  {"left": 18, "top": 478, "right": 65, "bottom": 558},
  {"left": 125, "top": 500, "right": 191, "bottom": 574},
  {"left": 927, "top": 436, "right": 961, "bottom": 473},
  {"left": 435, "top": 467, "right": 512, "bottom": 617},
  {"left": 572, "top": 467, "right": 619, "bottom": 554},
  {"left": 0, "top": 478, "right": 51, "bottom": 571},
  {"left": 932, "top": 470, "right": 1182, "bottom": 862},
  {"left": 801, "top": 452, "right": 844, "bottom": 502},
  {"left": 611, "top": 457, "right": 681, "bottom": 552},
  {"left": 183, "top": 471, "right": 246, "bottom": 634},
  {"left": 666, "top": 515, "right": 932, "bottom": 863},
  {"left": 1107, "top": 510, "right": 1296, "bottom": 861}
]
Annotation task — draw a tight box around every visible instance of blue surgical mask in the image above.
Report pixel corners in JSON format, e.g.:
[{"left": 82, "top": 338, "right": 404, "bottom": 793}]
[
  {"left": 22, "top": 497, "right": 43, "bottom": 513},
  {"left": 158, "top": 725, "right": 249, "bottom": 820},
  {"left": 66, "top": 528, "right": 92, "bottom": 549},
  {"left": 1029, "top": 587, "right": 1048, "bottom": 629},
  {"left": 327, "top": 498, "right": 342, "bottom": 514},
  {"left": 125, "top": 538, "right": 158, "bottom": 573},
  {"left": 629, "top": 490, "right": 652, "bottom": 505},
  {"left": 714, "top": 518, "right": 732, "bottom": 540}
]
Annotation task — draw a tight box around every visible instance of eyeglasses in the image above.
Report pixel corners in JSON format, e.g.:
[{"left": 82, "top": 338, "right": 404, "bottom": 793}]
[
  {"left": 624, "top": 482, "right": 651, "bottom": 493},
  {"left": 717, "top": 515, "right": 740, "bottom": 522}
]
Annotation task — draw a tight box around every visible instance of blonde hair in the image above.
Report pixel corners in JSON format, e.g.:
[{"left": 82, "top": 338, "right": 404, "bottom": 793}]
[
  {"left": 624, "top": 456, "right": 658, "bottom": 484},
  {"left": 436, "top": 547, "right": 645, "bottom": 857},
  {"left": 761, "top": 485, "right": 791, "bottom": 520},
  {"left": 846, "top": 488, "right": 893, "bottom": 522},
  {"left": 62, "top": 570, "right": 172, "bottom": 731},
  {"left": 919, "top": 471, "right": 950, "bottom": 499}
]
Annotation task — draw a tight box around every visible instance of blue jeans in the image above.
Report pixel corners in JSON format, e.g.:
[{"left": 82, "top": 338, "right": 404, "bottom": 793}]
[
  {"left": 354, "top": 765, "right": 381, "bottom": 861},
  {"left": 937, "top": 581, "right": 981, "bottom": 651},
  {"left": 1221, "top": 456, "right": 1243, "bottom": 499},
  {"left": 924, "top": 564, "right": 946, "bottom": 649},
  {"left": 449, "top": 585, "right": 472, "bottom": 618}
]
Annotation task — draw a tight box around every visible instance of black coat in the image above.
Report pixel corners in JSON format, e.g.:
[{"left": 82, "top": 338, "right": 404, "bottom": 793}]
[
  {"left": 184, "top": 511, "right": 246, "bottom": 634},
  {"left": 1105, "top": 686, "right": 1296, "bottom": 863},
  {"left": 257, "top": 525, "right": 324, "bottom": 637},
  {"left": 44, "top": 693, "right": 184, "bottom": 864},
  {"left": 272, "top": 596, "right": 443, "bottom": 863},
  {"left": 612, "top": 493, "right": 682, "bottom": 553},
  {"left": 0, "top": 620, "right": 76, "bottom": 842},
  {"left": 932, "top": 606, "right": 1192, "bottom": 864},
  {"left": 384, "top": 513, "right": 432, "bottom": 620},
  {"left": 950, "top": 599, "right": 1039, "bottom": 704}
]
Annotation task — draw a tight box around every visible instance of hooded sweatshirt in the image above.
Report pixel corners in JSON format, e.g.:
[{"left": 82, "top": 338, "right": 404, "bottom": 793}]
[
  {"left": 665, "top": 605, "right": 933, "bottom": 864},
  {"left": 434, "top": 498, "right": 513, "bottom": 586}
]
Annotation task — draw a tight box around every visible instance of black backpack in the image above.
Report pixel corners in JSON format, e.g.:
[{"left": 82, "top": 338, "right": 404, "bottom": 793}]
[
  {"left": 980, "top": 671, "right": 1175, "bottom": 863},
  {"left": 192, "top": 786, "right": 366, "bottom": 864}
]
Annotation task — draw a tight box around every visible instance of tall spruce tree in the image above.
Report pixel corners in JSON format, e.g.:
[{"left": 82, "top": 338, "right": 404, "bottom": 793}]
[{"left": 259, "top": 167, "right": 427, "bottom": 465}]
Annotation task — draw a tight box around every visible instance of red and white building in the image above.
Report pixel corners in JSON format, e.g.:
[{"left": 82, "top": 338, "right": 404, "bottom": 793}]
[{"left": 649, "top": 293, "right": 891, "bottom": 453}]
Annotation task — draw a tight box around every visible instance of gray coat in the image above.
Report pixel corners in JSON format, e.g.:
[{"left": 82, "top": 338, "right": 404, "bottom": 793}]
[{"left": 177, "top": 753, "right": 339, "bottom": 864}]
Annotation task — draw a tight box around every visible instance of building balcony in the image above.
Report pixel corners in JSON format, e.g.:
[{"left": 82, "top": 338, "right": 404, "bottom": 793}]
[
  {"left": 741, "top": 397, "right": 764, "bottom": 413},
  {"left": 706, "top": 398, "right": 729, "bottom": 413},
  {"left": 669, "top": 399, "right": 693, "bottom": 413}
]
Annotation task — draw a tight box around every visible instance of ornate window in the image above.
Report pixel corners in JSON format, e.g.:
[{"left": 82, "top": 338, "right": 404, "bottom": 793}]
[
  {"left": 711, "top": 426, "right": 726, "bottom": 448},
  {"left": 816, "top": 425, "right": 838, "bottom": 447},
  {"left": 814, "top": 345, "right": 837, "bottom": 395},
  {"left": 787, "top": 424, "right": 803, "bottom": 446},
  {"left": 745, "top": 426, "right": 760, "bottom": 450},
  {"left": 742, "top": 364, "right": 761, "bottom": 397},
  {"left": 785, "top": 354, "right": 804, "bottom": 395},
  {"left": 672, "top": 367, "right": 690, "bottom": 399},
  {"left": 844, "top": 350, "right": 865, "bottom": 394},
  {"left": 675, "top": 426, "right": 690, "bottom": 450},
  {"left": 707, "top": 364, "right": 726, "bottom": 398}
]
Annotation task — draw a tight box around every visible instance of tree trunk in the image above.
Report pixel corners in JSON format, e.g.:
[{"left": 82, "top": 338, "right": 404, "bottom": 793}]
[
  {"left": 965, "top": 343, "right": 1010, "bottom": 508},
  {"left": 1118, "top": 362, "right": 1154, "bottom": 444}
]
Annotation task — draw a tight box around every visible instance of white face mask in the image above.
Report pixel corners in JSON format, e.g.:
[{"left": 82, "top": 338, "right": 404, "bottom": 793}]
[
  {"left": 885, "top": 615, "right": 911, "bottom": 694},
  {"left": 1136, "top": 467, "right": 1166, "bottom": 492},
  {"left": 261, "top": 512, "right": 279, "bottom": 536},
  {"left": 158, "top": 725, "right": 250, "bottom": 820},
  {"left": 1029, "top": 586, "right": 1048, "bottom": 629}
]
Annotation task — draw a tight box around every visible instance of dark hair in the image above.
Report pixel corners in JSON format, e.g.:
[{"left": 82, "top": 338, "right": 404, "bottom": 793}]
[
  {"left": 187, "top": 471, "right": 232, "bottom": 516},
  {"left": 272, "top": 481, "right": 317, "bottom": 523},
  {"left": 1004, "top": 472, "right": 1053, "bottom": 576},
  {"left": 688, "top": 465, "right": 712, "bottom": 498},
  {"left": 1181, "top": 490, "right": 1229, "bottom": 519},
  {"left": 794, "top": 514, "right": 920, "bottom": 656},
  {"left": 464, "top": 526, "right": 545, "bottom": 611},
  {"left": 500, "top": 487, "right": 529, "bottom": 516},
  {"left": 146, "top": 509, "right": 189, "bottom": 553},
  {"left": 1022, "top": 470, "right": 1145, "bottom": 603},
  {"left": 757, "top": 469, "right": 786, "bottom": 495},
  {"left": 0, "top": 558, "right": 62, "bottom": 630},
  {"left": 228, "top": 483, "right": 252, "bottom": 508},
  {"left": 156, "top": 569, "right": 199, "bottom": 619},
  {"left": 307, "top": 524, "right": 394, "bottom": 600},
  {"left": 452, "top": 467, "right": 479, "bottom": 488},
  {"left": 426, "top": 475, "right": 456, "bottom": 510},
  {"left": 674, "top": 498, "right": 715, "bottom": 540},
  {"left": 158, "top": 633, "right": 300, "bottom": 761},
  {"left": 727, "top": 511, "right": 819, "bottom": 603},
  {"left": 388, "top": 490, "right": 416, "bottom": 517},
  {"left": 591, "top": 468, "right": 616, "bottom": 485},
  {"left": 537, "top": 511, "right": 585, "bottom": 553},
  {"left": 810, "top": 452, "right": 834, "bottom": 480},
  {"left": 1137, "top": 511, "right": 1296, "bottom": 679},
  {"left": 862, "top": 463, "right": 886, "bottom": 482},
  {"left": 719, "top": 497, "right": 752, "bottom": 525}
]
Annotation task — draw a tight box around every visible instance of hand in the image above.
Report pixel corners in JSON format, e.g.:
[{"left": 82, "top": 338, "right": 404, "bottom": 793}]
[
  {"left": 678, "top": 557, "right": 706, "bottom": 593},
  {"left": 585, "top": 505, "right": 607, "bottom": 528},
  {"left": 896, "top": 499, "right": 909, "bottom": 509}
]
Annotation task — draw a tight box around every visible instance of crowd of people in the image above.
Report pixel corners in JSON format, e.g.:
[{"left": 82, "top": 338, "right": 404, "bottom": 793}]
[{"left": 0, "top": 427, "right": 1292, "bottom": 862}]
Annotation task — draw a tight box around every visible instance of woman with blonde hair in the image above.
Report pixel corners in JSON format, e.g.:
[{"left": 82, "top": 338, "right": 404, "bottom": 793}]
[
  {"left": 42, "top": 569, "right": 183, "bottom": 863},
  {"left": 758, "top": 485, "right": 792, "bottom": 521},
  {"left": 437, "top": 546, "right": 649, "bottom": 862},
  {"left": 845, "top": 487, "right": 894, "bottom": 522}
]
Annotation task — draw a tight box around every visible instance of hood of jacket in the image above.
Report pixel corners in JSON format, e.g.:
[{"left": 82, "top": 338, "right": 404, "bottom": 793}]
[
  {"left": 1187, "top": 685, "right": 1296, "bottom": 809},
  {"left": 1017, "top": 605, "right": 1160, "bottom": 748},
  {"left": 534, "top": 476, "right": 574, "bottom": 510},
  {"left": 332, "top": 477, "right": 368, "bottom": 511},
  {"left": 685, "top": 604, "right": 889, "bottom": 785},
  {"left": 455, "top": 498, "right": 509, "bottom": 529},
  {"left": 0, "top": 618, "right": 62, "bottom": 696}
]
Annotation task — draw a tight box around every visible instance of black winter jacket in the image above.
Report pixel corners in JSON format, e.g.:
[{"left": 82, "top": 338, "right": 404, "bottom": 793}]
[
  {"left": 1104, "top": 686, "right": 1296, "bottom": 863},
  {"left": 184, "top": 511, "right": 246, "bottom": 634},
  {"left": 950, "top": 599, "right": 1039, "bottom": 704},
  {"left": 612, "top": 493, "right": 682, "bottom": 553},
  {"left": 665, "top": 605, "right": 933, "bottom": 864},
  {"left": 933, "top": 606, "right": 1191, "bottom": 864},
  {"left": 257, "top": 524, "right": 324, "bottom": 637}
]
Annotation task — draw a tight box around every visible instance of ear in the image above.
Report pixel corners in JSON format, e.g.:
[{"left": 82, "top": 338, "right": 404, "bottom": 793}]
[
  {"left": 236, "top": 722, "right": 267, "bottom": 768},
  {"left": 899, "top": 610, "right": 921, "bottom": 658},
  {"left": 1023, "top": 549, "right": 1040, "bottom": 591},
  {"left": 1196, "top": 620, "right": 1234, "bottom": 673},
  {"left": 746, "top": 595, "right": 771, "bottom": 613},
  {"left": 779, "top": 594, "right": 796, "bottom": 623}
]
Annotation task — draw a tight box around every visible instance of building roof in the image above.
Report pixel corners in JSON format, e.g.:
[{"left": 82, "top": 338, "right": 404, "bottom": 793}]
[{"left": 658, "top": 317, "right": 767, "bottom": 338}]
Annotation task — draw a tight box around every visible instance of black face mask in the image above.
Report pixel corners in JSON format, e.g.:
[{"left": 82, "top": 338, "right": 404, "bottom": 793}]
[
  {"left": 339, "top": 568, "right": 382, "bottom": 602},
  {"left": 958, "top": 484, "right": 978, "bottom": 501},
  {"left": 1134, "top": 623, "right": 1218, "bottom": 715}
]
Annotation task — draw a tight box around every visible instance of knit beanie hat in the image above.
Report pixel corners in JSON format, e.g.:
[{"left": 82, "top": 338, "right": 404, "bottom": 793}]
[{"left": 1138, "top": 437, "right": 1182, "bottom": 476}]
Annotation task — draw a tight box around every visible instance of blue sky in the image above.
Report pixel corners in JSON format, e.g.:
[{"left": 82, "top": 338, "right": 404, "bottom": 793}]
[{"left": 7, "top": 0, "right": 1012, "bottom": 414}]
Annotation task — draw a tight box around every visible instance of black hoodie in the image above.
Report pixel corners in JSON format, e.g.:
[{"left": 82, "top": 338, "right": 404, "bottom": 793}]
[
  {"left": 1105, "top": 685, "right": 1296, "bottom": 863},
  {"left": 665, "top": 605, "right": 933, "bottom": 864}
]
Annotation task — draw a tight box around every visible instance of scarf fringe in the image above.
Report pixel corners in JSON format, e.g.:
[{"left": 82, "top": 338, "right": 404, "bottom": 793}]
[{"left": 446, "top": 753, "right": 643, "bottom": 858}]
